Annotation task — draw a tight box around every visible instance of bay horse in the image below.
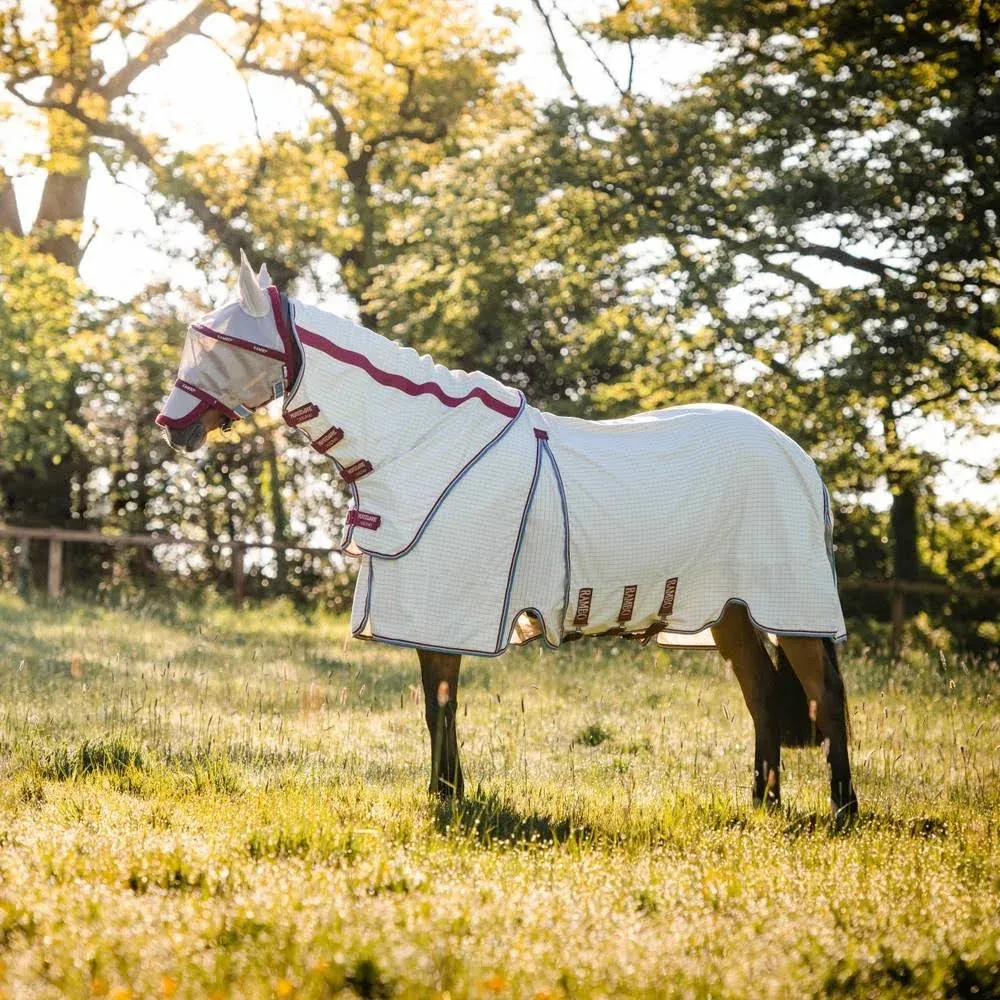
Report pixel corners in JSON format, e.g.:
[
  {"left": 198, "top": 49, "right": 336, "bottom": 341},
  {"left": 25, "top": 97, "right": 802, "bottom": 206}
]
[{"left": 157, "top": 253, "right": 858, "bottom": 825}]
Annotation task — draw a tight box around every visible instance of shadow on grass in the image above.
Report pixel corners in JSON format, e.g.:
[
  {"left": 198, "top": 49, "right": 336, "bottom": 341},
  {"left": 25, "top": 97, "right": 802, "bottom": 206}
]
[
  {"left": 434, "top": 792, "right": 595, "bottom": 846},
  {"left": 777, "top": 805, "right": 950, "bottom": 840}
]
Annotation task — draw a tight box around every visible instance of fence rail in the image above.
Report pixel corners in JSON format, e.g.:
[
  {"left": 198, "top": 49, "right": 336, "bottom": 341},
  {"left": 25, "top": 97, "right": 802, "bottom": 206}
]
[
  {"left": 0, "top": 523, "right": 342, "bottom": 609},
  {"left": 3, "top": 523, "right": 998, "bottom": 657}
]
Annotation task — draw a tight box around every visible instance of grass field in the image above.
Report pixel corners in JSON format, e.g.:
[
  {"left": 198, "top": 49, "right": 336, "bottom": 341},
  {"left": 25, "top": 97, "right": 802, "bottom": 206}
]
[{"left": 0, "top": 592, "right": 998, "bottom": 999}]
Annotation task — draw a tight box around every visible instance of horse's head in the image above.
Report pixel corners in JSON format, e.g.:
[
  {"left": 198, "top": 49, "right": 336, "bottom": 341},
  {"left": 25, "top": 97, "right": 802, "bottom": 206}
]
[{"left": 156, "top": 251, "right": 289, "bottom": 452}]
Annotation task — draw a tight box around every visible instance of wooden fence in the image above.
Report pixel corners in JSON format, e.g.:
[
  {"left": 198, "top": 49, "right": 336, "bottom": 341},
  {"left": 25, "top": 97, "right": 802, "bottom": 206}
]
[
  {"left": 0, "top": 524, "right": 341, "bottom": 610},
  {"left": 2, "top": 523, "right": 998, "bottom": 658}
]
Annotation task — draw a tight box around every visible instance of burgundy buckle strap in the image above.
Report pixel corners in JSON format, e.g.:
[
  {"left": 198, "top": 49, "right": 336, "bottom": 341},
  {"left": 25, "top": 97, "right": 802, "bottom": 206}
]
[
  {"left": 341, "top": 459, "right": 373, "bottom": 483},
  {"left": 285, "top": 402, "right": 319, "bottom": 427},
  {"left": 659, "top": 578, "right": 678, "bottom": 617},
  {"left": 572, "top": 587, "right": 593, "bottom": 627},
  {"left": 347, "top": 509, "right": 381, "bottom": 530},
  {"left": 312, "top": 426, "right": 344, "bottom": 454},
  {"left": 617, "top": 585, "right": 638, "bottom": 623}
]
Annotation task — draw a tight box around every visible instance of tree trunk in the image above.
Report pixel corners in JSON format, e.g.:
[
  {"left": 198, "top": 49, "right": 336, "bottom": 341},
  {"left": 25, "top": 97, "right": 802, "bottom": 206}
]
[
  {"left": 889, "top": 485, "right": 920, "bottom": 583},
  {"left": 0, "top": 171, "right": 22, "bottom": 235},
  {"left": 883, "top": 406, "right": 922, "bottom": 657},
  {"left": 34, "top": 89, "right": 91, "bottom": 268}
]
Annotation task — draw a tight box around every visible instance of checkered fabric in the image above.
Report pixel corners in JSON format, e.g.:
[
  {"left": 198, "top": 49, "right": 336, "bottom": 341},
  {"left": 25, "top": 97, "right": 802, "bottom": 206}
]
[{"left": 282, "top": 297, "right": 847, "bottom": 656}]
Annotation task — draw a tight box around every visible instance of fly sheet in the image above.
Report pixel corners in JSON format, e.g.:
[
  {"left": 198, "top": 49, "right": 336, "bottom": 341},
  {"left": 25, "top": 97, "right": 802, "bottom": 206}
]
[{"left": 279, "top": 296, "right": 847, "bottom": 656}]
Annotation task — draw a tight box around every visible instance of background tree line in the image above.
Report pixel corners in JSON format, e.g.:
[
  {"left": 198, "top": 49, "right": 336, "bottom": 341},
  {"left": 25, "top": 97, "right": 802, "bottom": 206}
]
[{"left": 0, "top": 0, "right": 996, "bottom": 652}]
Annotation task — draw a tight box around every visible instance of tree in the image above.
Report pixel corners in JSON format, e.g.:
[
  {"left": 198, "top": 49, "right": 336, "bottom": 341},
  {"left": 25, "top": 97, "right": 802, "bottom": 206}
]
[{"left": 522, "top": 0, "right": 999, "bottom": 605}]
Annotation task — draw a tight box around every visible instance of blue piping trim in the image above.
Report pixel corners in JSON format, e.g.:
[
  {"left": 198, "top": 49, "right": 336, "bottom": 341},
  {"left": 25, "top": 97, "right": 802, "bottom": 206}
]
[
  {"left": 354, "top": 555, "right": 373, "bottom": 635},
  {"left": 352, "top": 394, "right": 526, "bottom": 561},
  {"left": 352, "top": 598, "right": 846, "bottom": 658},
  {"left": 355, "top": 625, "right": 562, "bottom": 659},
  {"left": 493, "top": 435, "right": 545, "bottom": 652},
  {"left": 542, "top": 439, "right": 572, "bottom": 643}
]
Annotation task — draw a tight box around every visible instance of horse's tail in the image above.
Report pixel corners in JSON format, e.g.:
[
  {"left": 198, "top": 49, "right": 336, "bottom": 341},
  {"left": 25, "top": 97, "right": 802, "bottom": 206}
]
[{"left": 774, "top": 638, "right": 849, "bottom": 747}]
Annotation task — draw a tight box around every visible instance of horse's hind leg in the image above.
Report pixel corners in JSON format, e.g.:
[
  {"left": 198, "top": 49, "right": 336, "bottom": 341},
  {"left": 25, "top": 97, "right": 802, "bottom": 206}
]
[
  {"left": 418, "top": 649, "right": 464, "bottom": 799},
  {"left": 711, "top": 603, "right": 781, "bottom": 808},
  {"left": 777, "top": 636, "right": 858, "bottom": 826}
]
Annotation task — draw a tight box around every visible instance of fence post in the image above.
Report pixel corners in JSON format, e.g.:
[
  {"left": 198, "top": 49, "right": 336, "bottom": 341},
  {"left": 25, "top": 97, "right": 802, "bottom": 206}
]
[
  {"left": 16, "top": 538, "right": 30, "bottom": 598},
  {"left": 232, "top": 542, "right": 246, "bottom": 610},
  {"left": 890, "top": 583, "right": 905, "bottom": 662},
  {"left": 47, "top": 538, "right": 63, "bottom": 600}
]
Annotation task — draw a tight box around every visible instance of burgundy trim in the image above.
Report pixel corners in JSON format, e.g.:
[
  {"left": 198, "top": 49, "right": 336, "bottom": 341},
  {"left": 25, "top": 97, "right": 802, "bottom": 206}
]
[
  {"left": 533, "top": 428, "right": 549, "bottom": 439},
  {"left": 267, "top": 286, "right": 300, "bottom": 388},
  {"left": 617, "top": 585, "right": 638, "bottom": 623},
  {"left": 573, "top": 588, "right": 593, "bottom": 627},
  {"left": 284, "top": 402, "right": 320, "bottom": 427},
  {"left": 347, "top": 509, "right": 381, "bottom": 530},
  {"left": 191, "top": 323, "right": 286, "bottom": 361},
  {"left": 312, "top": 426, "right": 344, "bottom": 454},
  {"left": 155, "top": 399, "right": 212, "bottom": 429},
  {"left": 173, "top": 380, "right": 240, "bottom": 420},
  {"left": 341, "top": 459, "right": 373, "bottom": 483},
  {"left": 659, "top": 578, "right": 678, "bottom": 617},
  {"left": 295, "top": 325, "right": 521, "bottom": 418}
]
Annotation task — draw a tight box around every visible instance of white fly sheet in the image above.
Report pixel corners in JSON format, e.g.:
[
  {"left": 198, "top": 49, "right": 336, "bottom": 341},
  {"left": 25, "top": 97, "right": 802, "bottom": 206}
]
[{"left": 279, "top": 297, "right": 847, "bottom": 656}]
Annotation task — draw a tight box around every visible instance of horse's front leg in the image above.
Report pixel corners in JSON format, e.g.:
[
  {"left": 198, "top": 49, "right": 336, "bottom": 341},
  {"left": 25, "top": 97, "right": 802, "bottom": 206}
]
[{"left": 417, "top": 648, "right": 464, "bottom": 799}]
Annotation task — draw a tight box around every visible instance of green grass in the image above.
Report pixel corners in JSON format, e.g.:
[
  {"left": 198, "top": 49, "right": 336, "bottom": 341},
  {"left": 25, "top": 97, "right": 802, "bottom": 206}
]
[{"left": 0, "top": 591, "right": 998, "bottom": 999}]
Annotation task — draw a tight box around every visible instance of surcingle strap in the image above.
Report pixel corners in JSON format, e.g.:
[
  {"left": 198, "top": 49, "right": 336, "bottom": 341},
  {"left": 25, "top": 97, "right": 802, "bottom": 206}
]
[
  {"left": 341, "top": 459, "right": 373, "bottom": 483},
  {"left": 285, "top": 402, "right": 319, "bottom": 426},
  {"left": 573, "top": 587, "right": 593, "bottom": 626},
  {"left": 659, "top": 577, "right": 678, "bottom": 617},
  {"left": 617, "top": 585, "right": 638, "bottom": 623},
  {"left": 312, "top": 426, "right": 344, "bottom": 454},
  {"left": 347, "top": 509, "right": 381, "bottom": 530}
]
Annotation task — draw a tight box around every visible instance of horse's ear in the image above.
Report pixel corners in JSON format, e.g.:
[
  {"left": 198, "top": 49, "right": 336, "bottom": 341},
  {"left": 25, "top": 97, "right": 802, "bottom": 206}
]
[
  {"left": 257, "top": 262, "right": 272, "bottom": 288},
  {"left": 238, "top": 249, "right": 270, "bottom": 317}
]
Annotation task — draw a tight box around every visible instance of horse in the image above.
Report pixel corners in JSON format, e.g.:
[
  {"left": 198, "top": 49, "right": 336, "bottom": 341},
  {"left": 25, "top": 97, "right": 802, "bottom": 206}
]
[{"left": 157, "top": 252, "right": 858, "bottom": 825}]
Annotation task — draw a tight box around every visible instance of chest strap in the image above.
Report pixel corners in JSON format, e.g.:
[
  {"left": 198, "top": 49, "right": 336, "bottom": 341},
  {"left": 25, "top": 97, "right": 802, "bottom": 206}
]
[{"left": 341, "top": 459, "right": 373, "bottom": 483}]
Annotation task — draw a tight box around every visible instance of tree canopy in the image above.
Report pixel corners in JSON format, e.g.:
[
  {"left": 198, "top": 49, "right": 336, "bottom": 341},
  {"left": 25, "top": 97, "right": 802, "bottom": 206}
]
[{"left": 0, "top": 0, "right": 996, "bottom": 647}]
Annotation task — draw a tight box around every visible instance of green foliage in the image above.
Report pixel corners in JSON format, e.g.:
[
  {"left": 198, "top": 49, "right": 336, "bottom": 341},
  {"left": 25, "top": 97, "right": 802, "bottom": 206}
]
[
  {"left": 0, "top": 233, "right": 95, "bottom": 521},
  {"left": 0, "top": 234, "right": 80, "bottom": 468}
]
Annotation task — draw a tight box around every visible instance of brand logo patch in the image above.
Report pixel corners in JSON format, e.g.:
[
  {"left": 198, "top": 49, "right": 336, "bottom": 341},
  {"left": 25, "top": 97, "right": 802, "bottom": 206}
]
[
  {"left": 573, "top": 588, "right": 593, "bottom": 626},
  {"left": 341, "top": 459, "right": 373, "bottom": 483},
  {"left": 618, "top": 585, "right": 638, "bottom": 623},
  {"left": 285, "top": 402, "right": 319, "bottom": 426},
  {"left": 312, "top": 426, "right": 344, "bottom": 454},
  {"left": 347, "top": 509, "right": 381, "bottom": 530},
  {"left": 659, "top": 577, "right": 678, "bottom": 617}
]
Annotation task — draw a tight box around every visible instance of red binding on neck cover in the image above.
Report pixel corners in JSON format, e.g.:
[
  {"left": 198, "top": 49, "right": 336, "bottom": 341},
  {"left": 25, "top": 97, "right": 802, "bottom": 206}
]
[{"left": 268, "top": 285, "right": 301, "bottom": 393}]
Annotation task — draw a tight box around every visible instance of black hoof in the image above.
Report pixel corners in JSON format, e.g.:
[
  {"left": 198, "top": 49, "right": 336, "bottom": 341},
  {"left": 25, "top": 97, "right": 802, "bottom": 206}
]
[
  {"left": 832, "top": 796, "right": 859, "bottom": 831},
  {"left": 429, "top": 775, "right": 464, "bottom": 800}
]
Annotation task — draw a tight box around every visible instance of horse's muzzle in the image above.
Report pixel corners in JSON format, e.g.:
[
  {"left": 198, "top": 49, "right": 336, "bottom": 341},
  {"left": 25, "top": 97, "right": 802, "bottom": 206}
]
[{"left": 164, "top": 420, "right": 208, "bottom": 453}]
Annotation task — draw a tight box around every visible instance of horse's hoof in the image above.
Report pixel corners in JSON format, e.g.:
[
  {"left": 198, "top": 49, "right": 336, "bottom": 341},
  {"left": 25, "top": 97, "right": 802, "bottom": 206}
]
[
  {"left": 428, "top": 777, "right": 464, "bottom": 801},
  {"left": 831, "top": 796, "right": 859, "bottom": 831},
  {"left": 752, "top": 793, "right": 781, "bottom": 811}
]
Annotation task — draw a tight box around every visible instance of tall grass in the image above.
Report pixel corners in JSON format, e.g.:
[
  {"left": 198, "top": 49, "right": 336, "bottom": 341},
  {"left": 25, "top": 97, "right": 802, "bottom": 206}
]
[{"left": 0, "top": 592, "right": 997, "bottom": 998}]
